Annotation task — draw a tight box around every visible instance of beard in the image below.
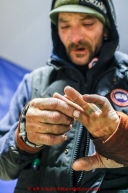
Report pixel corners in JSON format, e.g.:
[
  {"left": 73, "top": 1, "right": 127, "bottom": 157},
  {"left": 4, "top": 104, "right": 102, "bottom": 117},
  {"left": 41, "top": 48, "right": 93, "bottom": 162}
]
[{"left": 66, "top": 40, "right": 99, "bottom": 65}]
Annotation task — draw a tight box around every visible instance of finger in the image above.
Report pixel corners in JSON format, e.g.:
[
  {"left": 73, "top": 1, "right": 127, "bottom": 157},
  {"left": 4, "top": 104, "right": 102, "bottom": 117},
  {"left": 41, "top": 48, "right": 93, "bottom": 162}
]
[
  {"left": 27, "top": 132, "right": 67, "bottom": 146},
  {"left": 53, "top": 91, "right": 102, "bottom": 134},
  {"left": 53, "top": 92, "right": 89, "bottom": 125},
  {"left": 30, "top": 98, "right": 78, "bottom": 118},
  {"left": 64, "top": 94, "right": 72, "bottom": 101},
  {"left": 53, "top": 92, "right": 84, "bottom": 112},
  {"left": 64, "top": 86, "right": 100, "bottom": 116},
  {"left": 82, "top": 94, "right": 112, "bottom": 113},
  {"left": 26, "top": 109, "right": 74, "bottom": 125},
  {"left": 72, "top": 153, "right": 104, "bottom": 171},
  {"left": 72, "top": 153, "right": 124, "bottom": 171},
  {"left": 27, "top": 123, "right": 72, "bottom": 135}
]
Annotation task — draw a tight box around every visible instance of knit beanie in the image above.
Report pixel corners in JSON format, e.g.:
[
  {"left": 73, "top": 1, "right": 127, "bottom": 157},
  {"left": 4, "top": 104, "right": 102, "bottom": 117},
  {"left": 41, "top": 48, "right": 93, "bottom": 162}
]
[{"left": 50, "top": 0, "right": 110, "bottom": 28}]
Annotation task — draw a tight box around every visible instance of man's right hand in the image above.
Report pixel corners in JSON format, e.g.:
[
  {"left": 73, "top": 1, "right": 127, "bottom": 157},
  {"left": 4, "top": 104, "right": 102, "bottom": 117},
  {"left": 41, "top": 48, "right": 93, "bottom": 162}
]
[{"left": 25, "top": 98, "right": 75, "bottom": 146}]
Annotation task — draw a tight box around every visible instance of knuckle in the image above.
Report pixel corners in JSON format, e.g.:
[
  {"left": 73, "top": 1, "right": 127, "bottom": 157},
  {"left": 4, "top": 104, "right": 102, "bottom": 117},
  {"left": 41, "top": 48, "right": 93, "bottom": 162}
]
[
  {"left": 52, "top": 98, "right": 59, "bottom": 110},
  {"left": 51, "top": 112, "right": 60, "bottom": 122},
  {"left": 51, "top": 98, "right": 67, "bottom": 111},
  {"left": 29, "top": 98, "right": 40, "bottom": 107},
  {"left": 49, "top": 98, "right": 59, "bottom": 110}
]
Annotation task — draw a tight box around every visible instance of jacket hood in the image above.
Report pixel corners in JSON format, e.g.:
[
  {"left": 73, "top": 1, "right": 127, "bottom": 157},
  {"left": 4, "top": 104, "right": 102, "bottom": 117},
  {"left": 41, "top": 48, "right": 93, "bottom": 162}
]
[{"left": 50, "top": 0, "right": 119, "bottom": 68}]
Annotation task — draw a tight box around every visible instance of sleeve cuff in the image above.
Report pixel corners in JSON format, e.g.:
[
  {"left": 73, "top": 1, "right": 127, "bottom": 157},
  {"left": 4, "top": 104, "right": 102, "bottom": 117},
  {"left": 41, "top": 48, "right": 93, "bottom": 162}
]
[{"left": 16, "top": 123, "right": 45, "bottom": 154}]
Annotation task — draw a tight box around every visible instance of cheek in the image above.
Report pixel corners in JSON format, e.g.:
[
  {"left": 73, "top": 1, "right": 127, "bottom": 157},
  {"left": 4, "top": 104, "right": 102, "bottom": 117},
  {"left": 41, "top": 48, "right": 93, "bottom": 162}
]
[
  {"left": 92, "top": 30, "right": 104, "bottom": 48},
  {"left": 58, "top": 30, "right": 68, "bottom": 47},
  {"left": 58, "top": 28, "right": 72, "bottom": 49}
]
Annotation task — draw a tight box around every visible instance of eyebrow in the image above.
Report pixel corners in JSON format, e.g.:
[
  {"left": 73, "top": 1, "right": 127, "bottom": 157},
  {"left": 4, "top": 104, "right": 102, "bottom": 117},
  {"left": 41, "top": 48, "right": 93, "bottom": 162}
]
[
  {"left": 79, "top": 15, "right": 95, "bottom": 21},
  {"left": 58, "top": 18, "right": 69, "bottom": 23},
  {"left": 58, "top": 14, "right": 95, "bottom": 23}
]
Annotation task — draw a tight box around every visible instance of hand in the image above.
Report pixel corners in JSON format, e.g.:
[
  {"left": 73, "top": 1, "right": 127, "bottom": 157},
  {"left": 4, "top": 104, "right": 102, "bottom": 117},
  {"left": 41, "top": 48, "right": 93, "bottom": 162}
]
[
  {"left": 26, "top": 98, "right": 76, "bottom": 146},
  {"left": 55, "top": 86, "right": 120, "bottom": 138},
  {"left": 54, "top": 86, "right": 123, "bottom": 171}
]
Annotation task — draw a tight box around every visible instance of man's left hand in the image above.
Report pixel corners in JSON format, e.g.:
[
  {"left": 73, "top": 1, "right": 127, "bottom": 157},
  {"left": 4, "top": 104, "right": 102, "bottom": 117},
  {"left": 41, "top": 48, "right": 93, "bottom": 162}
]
[
  {"left": 54, "top": 86, "right": 120, "bottom": 138},
  {"left": 53, "top": 86, "right": 124, "bottom": 171}
]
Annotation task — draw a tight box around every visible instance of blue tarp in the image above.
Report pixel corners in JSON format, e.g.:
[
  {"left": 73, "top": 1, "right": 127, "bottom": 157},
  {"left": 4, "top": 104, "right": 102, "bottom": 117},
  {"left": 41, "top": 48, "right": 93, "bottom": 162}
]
[{"left": 0, "top": 58, "right": 30, "bottom": 193}]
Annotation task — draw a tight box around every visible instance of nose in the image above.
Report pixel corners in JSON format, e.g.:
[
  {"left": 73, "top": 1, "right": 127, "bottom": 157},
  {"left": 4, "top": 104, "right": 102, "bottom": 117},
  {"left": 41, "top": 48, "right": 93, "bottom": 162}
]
[{"left": 70, "top": 26, "right": 85, "bottom": 44}]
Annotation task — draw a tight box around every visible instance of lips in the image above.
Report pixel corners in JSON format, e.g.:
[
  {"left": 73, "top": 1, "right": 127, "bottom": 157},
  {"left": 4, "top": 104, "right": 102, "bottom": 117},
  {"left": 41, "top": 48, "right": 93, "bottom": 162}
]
[
  {"left": 73, "top": 47, "right": 87, "bottom": 54},
  {"left": 77, "top": 48, "right": 85, "bottom": 51}
]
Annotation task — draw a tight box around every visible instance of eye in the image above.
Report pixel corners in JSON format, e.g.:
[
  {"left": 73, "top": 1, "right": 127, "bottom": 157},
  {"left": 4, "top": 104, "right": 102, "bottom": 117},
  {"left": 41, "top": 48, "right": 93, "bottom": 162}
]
[
  {"left": 83, "top": 22, "right": 94, "bottom": 27},
  {"left": 61, "top": 25, "right": 69, "bottom": 29}
]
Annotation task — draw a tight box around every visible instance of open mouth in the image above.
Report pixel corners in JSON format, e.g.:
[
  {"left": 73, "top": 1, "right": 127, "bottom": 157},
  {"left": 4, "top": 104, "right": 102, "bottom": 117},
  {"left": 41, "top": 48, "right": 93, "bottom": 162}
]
[
  {"left": 74, "top": 47, "right": 87, "bottom": 53},
  {"left": 77, "top": 48, "right": 85, "bottom": 50}
]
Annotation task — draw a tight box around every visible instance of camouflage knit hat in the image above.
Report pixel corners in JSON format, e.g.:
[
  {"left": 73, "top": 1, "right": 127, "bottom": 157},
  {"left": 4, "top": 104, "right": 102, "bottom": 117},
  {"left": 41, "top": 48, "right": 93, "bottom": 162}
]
[{"left": 50, "top": 0, "right": 110, "bottom": 28}]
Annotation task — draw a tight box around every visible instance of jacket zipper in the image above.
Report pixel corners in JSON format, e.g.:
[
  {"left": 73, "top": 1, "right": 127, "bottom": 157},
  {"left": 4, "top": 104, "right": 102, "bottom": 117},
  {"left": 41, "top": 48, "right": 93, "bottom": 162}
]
[
  {"left": 70, "top": 124, "right": 90, "bottom": 188},
  {"left": 76, "top": 129, "right": 90, "bottom": 187},
  {"left": 70, "top": 124, "right": 83, "bottom": 187}
]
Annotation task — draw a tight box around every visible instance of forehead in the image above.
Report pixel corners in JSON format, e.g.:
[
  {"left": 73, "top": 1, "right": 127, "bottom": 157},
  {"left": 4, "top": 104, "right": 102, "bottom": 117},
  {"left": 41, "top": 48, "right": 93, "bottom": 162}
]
[{"left": 58, "top": 12, "right": 97, "bottom": 21}]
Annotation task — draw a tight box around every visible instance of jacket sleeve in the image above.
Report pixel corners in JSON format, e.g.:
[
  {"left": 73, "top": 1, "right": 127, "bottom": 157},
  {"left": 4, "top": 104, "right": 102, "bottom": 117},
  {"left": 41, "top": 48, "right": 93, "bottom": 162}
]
[
  {"left": 0, "top": 74, "right": 39, "bottom": 180},
  {"left": 92, "top": 112, "right": 128, "bottom": 166}
]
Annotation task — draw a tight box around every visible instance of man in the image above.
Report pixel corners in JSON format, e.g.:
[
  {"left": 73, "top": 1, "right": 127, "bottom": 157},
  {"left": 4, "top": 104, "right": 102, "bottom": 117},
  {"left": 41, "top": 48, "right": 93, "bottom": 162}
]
[{"left": 0, "top": 0, "right": 128, "bottom": 192}]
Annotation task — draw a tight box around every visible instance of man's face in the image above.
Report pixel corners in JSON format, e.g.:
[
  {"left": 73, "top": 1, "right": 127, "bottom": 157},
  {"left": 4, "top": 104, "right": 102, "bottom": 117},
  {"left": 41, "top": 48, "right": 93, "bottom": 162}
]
[{"left": 58, "top": 12, "right": 107, "bottom": 65}]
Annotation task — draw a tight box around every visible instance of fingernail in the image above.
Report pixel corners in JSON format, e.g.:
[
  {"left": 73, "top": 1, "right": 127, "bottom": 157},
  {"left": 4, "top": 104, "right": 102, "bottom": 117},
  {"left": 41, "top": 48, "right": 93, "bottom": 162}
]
[{"left": 73, "top": 110, "right": 80, "bottom": 118}]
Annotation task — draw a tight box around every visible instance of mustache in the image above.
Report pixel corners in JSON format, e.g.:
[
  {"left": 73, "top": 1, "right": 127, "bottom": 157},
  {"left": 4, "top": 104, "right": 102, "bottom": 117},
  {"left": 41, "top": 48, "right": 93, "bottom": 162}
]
[{"left": 67, "top": 40, "right": 92, "bottom": 53}]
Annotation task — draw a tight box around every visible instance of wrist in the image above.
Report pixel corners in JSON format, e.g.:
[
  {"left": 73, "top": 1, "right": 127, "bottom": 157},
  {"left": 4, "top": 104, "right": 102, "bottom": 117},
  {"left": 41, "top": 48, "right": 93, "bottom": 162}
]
[{"left": 19, "top": 103, "right": 44, "bottom": 149}]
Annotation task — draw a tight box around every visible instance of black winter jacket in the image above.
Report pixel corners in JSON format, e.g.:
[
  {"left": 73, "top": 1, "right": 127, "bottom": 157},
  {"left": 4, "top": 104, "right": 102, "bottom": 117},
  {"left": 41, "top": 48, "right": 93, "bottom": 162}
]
[{"left": 13, "top": 51, "right": 128, "bottom": 192}]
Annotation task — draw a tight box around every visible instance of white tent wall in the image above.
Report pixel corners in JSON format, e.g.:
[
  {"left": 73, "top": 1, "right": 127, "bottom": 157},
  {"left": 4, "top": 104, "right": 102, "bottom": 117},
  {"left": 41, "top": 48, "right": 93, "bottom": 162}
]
[
  {"left": 0, "top": 0, "right": 128, "bottom": 71},
  {"left": 0, "top": 0, "right": 51, "bottom": 70}
]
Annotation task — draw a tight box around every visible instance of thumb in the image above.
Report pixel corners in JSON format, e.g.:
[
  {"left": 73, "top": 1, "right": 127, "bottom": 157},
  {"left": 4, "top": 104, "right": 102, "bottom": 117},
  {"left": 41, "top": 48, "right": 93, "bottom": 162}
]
[
  {"left": 72, "top": 153, "right": 104, "bottom": 171},
  {"left": 72, "top": 153, "right": 124, "bottom": 171}
]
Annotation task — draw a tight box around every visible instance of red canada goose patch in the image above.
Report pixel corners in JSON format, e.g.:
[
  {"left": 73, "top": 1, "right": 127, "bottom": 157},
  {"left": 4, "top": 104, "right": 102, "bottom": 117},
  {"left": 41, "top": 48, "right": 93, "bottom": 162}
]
[{"left": 110, "top": 89, "right": 128, "bottom": 107}]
